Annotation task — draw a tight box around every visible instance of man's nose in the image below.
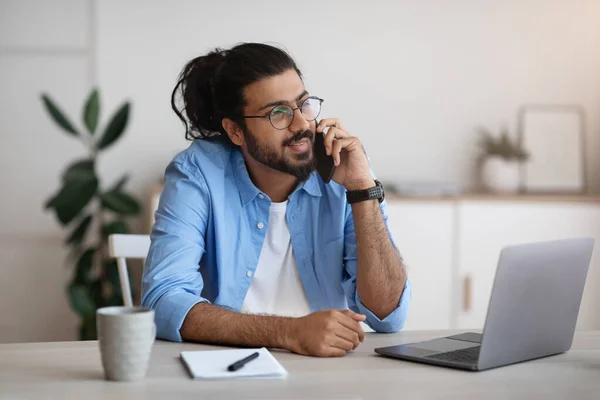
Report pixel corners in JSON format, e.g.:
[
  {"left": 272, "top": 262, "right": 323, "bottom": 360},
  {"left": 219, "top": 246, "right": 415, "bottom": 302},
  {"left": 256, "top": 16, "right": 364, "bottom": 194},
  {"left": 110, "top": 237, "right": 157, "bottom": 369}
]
[{"left": 288, "top": 107, "right": 310, "bottom": 133}]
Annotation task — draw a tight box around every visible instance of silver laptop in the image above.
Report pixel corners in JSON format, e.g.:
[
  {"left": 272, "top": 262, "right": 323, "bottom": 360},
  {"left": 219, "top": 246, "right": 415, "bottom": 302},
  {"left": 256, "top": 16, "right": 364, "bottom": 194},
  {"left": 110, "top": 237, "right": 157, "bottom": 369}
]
[{"left": 375, "top": 237, "right": 595, "bottom": 371}]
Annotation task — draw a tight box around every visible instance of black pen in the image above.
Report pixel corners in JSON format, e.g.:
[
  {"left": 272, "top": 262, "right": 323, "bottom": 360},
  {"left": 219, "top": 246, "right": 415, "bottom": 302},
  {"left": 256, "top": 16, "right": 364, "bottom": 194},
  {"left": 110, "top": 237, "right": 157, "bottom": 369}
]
[{"left": 227, "top": 351, "right": 260, "bottom": 372}]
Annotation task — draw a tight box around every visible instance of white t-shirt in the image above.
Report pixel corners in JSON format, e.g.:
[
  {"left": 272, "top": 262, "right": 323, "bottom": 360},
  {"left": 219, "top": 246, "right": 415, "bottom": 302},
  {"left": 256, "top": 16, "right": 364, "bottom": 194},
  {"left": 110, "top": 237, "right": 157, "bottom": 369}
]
[{"left": 240, "top": 201, "right": 312, "bottom": 317}]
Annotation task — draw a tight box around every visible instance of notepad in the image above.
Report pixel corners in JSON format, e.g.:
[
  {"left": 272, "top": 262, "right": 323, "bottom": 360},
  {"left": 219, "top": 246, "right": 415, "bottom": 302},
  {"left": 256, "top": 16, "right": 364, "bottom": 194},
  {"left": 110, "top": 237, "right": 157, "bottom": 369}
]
[{"left": 180, "top": 347, "right": 288, "bottom": 380}]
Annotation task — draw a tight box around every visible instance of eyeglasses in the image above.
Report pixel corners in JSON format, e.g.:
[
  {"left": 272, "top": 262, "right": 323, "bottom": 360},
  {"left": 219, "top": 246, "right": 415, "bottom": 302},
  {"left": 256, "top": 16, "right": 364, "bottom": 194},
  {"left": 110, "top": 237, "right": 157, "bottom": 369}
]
[{"left": 243, "top": 96, "right": 324, "bottom": 130}]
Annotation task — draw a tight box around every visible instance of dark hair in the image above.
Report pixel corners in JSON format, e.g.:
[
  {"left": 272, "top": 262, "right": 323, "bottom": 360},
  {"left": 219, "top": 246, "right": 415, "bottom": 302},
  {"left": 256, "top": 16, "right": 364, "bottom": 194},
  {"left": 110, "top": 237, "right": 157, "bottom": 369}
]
[{"left": 171, "top": 43, "right": 302, "bottom": 144}]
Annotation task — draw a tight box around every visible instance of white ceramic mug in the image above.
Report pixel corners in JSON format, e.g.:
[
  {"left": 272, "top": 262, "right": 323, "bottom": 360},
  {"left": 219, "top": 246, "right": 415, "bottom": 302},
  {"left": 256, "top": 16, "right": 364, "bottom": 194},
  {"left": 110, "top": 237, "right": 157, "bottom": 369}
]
[{"left": 96, "top": 306, "right": 156, "bottom": 382}]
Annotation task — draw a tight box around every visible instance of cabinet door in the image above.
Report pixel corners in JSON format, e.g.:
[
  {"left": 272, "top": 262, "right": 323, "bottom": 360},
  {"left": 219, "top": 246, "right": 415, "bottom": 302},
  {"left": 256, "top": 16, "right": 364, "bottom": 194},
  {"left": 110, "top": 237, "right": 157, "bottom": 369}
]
[
  {"left": 457, "top": 202, "right": 600, "bottom": 330},
  {"left": 385, "top": 202, "right": 455, "bottom": 330}
]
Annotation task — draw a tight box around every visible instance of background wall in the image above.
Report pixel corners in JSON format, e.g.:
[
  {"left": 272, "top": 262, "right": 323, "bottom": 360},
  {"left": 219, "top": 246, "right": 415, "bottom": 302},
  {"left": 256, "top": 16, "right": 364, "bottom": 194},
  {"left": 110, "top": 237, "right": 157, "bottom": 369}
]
[{"left": 1, "top": 0, "right": 599, "bottom": 342}]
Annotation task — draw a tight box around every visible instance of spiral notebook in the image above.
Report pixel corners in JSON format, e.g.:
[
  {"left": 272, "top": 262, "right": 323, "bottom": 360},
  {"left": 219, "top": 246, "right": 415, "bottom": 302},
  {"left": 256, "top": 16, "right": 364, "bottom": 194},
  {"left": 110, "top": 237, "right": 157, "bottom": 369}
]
[{"left": 180, "top": 347, "right": 288, "bottom": 380}]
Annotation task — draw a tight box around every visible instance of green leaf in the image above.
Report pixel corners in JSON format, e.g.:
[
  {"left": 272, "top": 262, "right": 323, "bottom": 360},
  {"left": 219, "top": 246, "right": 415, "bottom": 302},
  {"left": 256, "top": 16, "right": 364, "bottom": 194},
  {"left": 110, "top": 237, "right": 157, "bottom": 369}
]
[
  {"left": 108, "top": 174, "right": 129, "bottom": 192},
  {"left": 66, "top": 215, "right": 93, "bottom": 246},
  {"left": 67, "top": 284, "right": 95, "bottom": 318},
  {"left": 98, "top": 102, "right": 130, "bottom": 150},
  {"left": 48, "top": 160, "right": 95, "bottom": 219},
  {"left": 103, "top": 220, "right": 129, "bottom": 237},
  {"left": 41, "top": 94, "right": 79, "bottom": 136},
  {"left": 53, "top": 177, "right": 99, "bottom": 225},
  {"left": 62, "top": 159, "right": 95, "bottom": 183},
  {"left": 101, "top": 191, "right": 140, "bottom": 215},
  {"left": 89, "top": 279, "right": 104, "bottom": 306},
  {"left": 74, "top": 248, "right": 95, "bottom": 284},
  {"left": 44, "top": 194, "right": 58, "bottom": 210},
  {"left": 83, "top": 89, "right": 100, "bottom": 134}
]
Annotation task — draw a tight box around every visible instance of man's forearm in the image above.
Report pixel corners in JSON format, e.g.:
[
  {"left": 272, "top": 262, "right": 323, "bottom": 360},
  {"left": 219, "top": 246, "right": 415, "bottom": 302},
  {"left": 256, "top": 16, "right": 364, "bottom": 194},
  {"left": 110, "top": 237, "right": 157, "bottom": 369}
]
[
  {"left": 180, "top": 302, "right": 296, "bottom": 348},
  {"left": 352, "top": 198, "right": 406, "bottom": 319}
]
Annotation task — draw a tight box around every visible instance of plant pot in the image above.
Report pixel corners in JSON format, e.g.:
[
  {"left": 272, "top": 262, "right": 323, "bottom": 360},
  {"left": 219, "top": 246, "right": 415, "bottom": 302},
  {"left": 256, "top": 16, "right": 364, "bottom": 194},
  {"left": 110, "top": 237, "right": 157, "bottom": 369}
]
[{"left": 481, "top": 157, "right": 521, "bottom": 194}]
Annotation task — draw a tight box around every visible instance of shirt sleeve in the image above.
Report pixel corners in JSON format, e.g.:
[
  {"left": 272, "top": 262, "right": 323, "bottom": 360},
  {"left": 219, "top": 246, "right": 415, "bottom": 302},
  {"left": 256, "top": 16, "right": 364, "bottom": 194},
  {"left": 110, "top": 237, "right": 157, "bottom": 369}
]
[
  {"left": 141, "top": 161, "right": 210, "bottom": 342},
  {"left": 341, "top": 197, "right": 412, "bottom": 333}
]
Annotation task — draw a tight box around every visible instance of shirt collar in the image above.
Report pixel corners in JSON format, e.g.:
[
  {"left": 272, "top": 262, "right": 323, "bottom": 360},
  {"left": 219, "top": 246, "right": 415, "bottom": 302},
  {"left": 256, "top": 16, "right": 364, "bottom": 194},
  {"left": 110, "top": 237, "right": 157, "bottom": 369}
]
[
  {"left": 295, "top": 171, "right": 322, "bottom": 198},
  {"left": 232, "top": 150, "right": 261, "bottom": 206},
  {"left": 232, "top": 150, "right": 322, "bottom": 206}
]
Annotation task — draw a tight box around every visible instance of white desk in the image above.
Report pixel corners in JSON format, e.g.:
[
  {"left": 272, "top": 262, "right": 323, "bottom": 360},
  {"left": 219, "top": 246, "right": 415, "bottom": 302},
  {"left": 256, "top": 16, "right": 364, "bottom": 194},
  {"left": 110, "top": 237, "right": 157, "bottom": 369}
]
[{"left": 1, "top": 330, "right": 599, "bottom": 399}]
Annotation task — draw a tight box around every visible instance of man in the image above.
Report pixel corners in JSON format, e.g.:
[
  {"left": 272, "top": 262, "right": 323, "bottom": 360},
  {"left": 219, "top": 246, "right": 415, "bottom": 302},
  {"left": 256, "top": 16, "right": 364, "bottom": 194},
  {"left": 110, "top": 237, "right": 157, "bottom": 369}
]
[{"left": 142, "top": 43, "right": 410, "bottom": 357}]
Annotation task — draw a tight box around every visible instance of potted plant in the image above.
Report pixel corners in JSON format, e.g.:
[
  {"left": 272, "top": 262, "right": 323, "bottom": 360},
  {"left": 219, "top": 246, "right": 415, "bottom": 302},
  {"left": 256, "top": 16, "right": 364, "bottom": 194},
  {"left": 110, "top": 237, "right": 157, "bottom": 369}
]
[
  {"left": 41, "top": 88, "right": 141, "bottom": 340},
  {"left": 478, "top": 126, "right": 529, "bottom": 194}
]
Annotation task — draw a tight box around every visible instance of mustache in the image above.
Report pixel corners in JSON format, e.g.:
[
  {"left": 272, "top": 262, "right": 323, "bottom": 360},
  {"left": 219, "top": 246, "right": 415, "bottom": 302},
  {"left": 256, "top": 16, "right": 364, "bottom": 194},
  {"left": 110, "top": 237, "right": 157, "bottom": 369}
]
[{"left": 283, "top": 130, "right": 314, "bottom": 146}]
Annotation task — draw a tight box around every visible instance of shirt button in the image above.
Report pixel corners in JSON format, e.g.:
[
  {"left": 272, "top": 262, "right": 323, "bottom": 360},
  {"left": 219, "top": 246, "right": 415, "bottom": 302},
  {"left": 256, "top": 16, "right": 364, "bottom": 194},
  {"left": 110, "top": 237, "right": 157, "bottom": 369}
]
[
  {"left": 246, "top": 270, "right": 253, "bottom": 278},
  {"left": 257, "top": 222, "right": 264, "bottom": 229},
  {"left": 258, "top": 194, "right": 265, "bottom": 199}
]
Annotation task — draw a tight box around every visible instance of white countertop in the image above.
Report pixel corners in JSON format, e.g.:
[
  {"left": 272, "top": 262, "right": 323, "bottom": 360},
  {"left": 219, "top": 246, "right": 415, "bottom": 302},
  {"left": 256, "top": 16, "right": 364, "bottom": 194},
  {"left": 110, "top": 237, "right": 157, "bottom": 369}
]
[{"left": 1, "top": 330, "right": 599, "bottom": 399}]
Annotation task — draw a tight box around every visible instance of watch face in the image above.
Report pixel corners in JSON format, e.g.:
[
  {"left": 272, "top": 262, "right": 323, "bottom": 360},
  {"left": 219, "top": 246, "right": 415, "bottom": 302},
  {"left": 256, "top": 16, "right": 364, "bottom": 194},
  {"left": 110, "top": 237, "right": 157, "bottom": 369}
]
[{"left": 375, "top": 180, "right": 385, "bottom": 202}]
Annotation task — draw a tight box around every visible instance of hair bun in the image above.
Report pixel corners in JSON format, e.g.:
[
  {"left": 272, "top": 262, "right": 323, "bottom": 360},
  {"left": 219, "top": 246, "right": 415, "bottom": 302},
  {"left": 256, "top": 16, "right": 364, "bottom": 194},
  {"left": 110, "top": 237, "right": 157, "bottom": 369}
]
[{"left": 171, "top": 42, "right": 302, "bottom": 144}]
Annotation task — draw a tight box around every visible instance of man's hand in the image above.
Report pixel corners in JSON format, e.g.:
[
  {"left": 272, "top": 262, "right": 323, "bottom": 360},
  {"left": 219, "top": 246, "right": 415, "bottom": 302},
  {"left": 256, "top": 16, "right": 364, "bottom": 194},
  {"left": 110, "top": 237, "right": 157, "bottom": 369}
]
[
  {"left": 181, "top": 303, "right": 366, "bottom": 357},
  {"left": 316, "top": 118, "right": 374, "bottom": 191},
  {"left": 288, "top": 309, "right": 366, "bottom": 357}
]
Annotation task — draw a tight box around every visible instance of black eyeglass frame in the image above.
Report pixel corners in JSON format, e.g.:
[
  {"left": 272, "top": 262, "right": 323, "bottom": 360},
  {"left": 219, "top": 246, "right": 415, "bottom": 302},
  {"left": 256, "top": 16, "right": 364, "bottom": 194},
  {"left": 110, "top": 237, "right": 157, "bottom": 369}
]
[{"left": 242, "top": 96, "right": 324, "bottom": 130}]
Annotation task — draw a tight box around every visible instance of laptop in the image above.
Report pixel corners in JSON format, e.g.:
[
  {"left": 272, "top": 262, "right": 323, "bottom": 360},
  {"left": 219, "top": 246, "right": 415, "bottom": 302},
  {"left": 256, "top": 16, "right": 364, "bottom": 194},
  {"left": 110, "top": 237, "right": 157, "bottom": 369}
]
[{"left": 375, "top": 237, "right": 595, "bottom": 371}]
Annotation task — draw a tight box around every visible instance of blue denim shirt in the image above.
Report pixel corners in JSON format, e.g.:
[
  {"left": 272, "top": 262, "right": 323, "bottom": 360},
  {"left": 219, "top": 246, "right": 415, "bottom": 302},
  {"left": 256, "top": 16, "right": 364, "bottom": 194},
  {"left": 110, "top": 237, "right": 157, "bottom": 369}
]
[{"left": 142, "top": 139, "right": 411, "bottom": 342}]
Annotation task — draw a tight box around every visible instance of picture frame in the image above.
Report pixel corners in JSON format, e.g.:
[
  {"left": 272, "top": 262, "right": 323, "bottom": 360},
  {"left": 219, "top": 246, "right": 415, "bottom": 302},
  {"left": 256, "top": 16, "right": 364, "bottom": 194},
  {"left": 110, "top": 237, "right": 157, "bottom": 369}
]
[{"left": 517, "top": 104, "right": 586, "bottom": 194}]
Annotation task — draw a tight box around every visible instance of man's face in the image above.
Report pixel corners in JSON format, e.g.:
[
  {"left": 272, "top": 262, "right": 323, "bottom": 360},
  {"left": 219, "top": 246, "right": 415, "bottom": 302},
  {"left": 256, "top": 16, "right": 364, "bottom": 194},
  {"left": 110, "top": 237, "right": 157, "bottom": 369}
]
[{"left": 240, "top": 69, "right": 316, "bottom": 180}]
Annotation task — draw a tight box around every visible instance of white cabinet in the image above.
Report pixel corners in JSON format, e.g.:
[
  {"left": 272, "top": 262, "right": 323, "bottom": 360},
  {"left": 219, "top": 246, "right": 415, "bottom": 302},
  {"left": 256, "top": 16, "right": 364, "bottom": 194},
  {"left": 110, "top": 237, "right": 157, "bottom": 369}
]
[
  {"left": 386, "top": 202, "right": 455, "bottom": 330},
  {"left": 456, "top": 201, "right": 600, "bottom": 331}
]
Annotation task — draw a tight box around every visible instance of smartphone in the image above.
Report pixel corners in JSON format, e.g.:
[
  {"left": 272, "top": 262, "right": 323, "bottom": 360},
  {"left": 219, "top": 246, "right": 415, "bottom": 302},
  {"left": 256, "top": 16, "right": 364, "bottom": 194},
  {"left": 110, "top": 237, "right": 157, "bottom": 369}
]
[{"left": 314, "top": 122, "right": 336, "bottom": 183}]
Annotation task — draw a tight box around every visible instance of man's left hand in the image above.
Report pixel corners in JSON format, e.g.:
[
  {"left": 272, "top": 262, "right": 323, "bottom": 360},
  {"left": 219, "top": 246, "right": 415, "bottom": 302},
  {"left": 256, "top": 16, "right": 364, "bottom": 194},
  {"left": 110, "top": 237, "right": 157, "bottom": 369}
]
[{"left": 316, "top": 118, "right": 375, "bottom": 191}]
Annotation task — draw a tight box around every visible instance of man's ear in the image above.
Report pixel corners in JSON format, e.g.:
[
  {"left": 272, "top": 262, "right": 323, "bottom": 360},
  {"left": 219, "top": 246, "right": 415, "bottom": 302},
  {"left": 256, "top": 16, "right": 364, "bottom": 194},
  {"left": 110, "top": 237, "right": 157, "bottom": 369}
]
[{"left": 222, "top": 118, "right": 243, "bottom": 146}]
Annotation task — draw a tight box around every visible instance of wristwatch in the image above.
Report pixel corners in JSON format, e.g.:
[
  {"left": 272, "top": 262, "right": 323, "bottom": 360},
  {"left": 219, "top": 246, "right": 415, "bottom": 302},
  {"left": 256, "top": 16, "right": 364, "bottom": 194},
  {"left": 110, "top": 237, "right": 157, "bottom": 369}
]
[{"left": 346, "top": 180, "right": 385, "bottom": 204}]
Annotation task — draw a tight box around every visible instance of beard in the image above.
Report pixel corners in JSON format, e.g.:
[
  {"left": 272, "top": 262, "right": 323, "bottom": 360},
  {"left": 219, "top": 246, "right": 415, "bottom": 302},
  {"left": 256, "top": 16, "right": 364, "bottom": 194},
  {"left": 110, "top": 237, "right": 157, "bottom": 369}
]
[{"left": 242, "top": 126, "right": 317, "bottom": 181}]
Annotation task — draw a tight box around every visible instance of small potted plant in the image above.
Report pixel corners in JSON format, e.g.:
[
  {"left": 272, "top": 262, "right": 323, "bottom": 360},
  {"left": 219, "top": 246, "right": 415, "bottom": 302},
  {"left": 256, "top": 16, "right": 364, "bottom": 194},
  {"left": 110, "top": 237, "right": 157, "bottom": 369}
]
[{"left": 478, "top": 126, "right": 529, "bottom": 194}]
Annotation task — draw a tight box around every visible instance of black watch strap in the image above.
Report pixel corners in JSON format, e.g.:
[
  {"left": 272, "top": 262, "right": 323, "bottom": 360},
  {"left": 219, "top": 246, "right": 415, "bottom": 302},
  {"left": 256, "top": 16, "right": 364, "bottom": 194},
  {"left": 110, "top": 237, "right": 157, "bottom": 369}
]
[{"left": 346, "top": 180, "right": 385, "bottom": 204}]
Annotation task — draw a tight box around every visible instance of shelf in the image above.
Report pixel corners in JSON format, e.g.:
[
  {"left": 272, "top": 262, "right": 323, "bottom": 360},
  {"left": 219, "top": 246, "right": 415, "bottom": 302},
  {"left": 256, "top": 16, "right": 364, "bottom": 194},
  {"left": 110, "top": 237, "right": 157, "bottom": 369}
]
[{"left": 385, "top": 193, "right": 600, "bottom": 204}]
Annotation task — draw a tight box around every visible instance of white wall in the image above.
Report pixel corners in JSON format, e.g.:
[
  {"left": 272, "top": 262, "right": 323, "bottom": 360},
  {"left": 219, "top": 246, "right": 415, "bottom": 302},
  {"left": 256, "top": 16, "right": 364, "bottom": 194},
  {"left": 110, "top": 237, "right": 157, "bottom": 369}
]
[
  {"left": 95, "top": 0, "right": 600, "bottom": 194},
  {"left": 1, "top": 0, "right": 599, "bottom": 342},
  {"left": 0, "top": 0, "right": 92, "bottom": 342}
]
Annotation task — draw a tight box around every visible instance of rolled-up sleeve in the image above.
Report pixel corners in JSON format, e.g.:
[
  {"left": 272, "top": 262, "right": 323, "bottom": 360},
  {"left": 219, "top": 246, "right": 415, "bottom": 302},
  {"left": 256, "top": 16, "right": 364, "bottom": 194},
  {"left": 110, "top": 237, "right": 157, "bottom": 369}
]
[
  {"left": 141, "top": 160, "right": 210, "bottom": 342},
  {"left": 341, "top": 199, "right": 412, "bottom": 333},
  {"left": 354, "top": 280, "right": 411, "bottom": 332}
]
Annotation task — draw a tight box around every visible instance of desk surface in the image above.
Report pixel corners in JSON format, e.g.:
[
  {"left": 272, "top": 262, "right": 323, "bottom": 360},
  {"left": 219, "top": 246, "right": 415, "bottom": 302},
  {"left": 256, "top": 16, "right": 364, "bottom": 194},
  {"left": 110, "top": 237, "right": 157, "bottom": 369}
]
[{"left": 1, "top": 330, "right": 599, "bottom": 399}]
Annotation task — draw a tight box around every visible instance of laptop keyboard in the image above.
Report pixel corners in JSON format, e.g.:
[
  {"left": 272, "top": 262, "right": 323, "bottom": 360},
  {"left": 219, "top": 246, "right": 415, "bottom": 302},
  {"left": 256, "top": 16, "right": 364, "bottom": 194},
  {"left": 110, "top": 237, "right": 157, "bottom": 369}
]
[{"left": 425, "top": 346, "right": 480, "bottom": 365}]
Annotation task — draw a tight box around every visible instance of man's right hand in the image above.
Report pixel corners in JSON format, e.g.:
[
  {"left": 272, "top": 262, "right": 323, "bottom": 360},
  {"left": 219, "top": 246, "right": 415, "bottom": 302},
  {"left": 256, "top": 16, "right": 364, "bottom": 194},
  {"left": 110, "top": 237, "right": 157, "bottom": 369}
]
[{"left": 288, "top": 310, "right": 366, "bottom": 357}]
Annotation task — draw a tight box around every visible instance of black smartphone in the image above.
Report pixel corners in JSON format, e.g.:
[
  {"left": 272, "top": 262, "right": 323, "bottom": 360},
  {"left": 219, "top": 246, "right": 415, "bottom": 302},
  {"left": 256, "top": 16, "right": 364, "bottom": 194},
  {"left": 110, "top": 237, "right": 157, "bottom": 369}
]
[{"left": 314, "top": 122, "right": 336, "bottom": 183}]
